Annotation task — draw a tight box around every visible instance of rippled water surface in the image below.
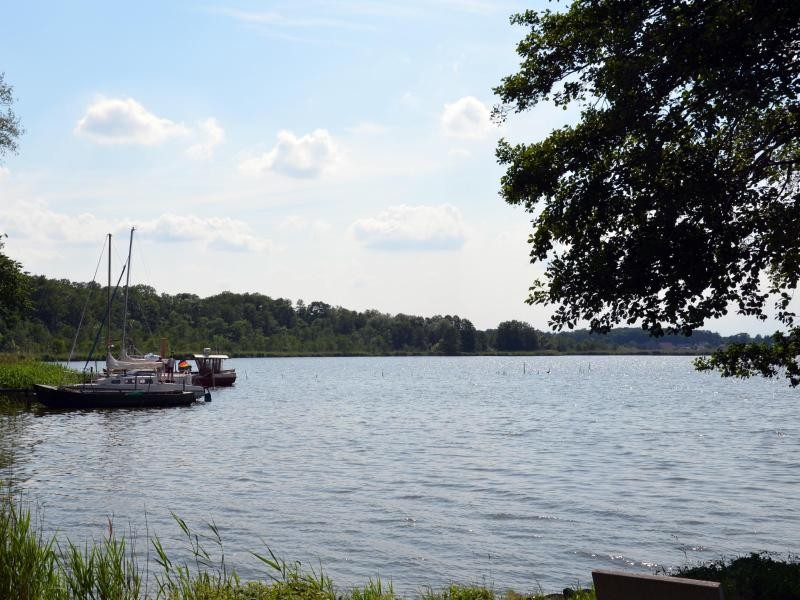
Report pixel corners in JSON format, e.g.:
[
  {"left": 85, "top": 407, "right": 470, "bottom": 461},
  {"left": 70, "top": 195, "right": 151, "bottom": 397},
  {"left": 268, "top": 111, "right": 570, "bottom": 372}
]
[{"left": 1, "top": 356, "right": 798, "bottom": 593}]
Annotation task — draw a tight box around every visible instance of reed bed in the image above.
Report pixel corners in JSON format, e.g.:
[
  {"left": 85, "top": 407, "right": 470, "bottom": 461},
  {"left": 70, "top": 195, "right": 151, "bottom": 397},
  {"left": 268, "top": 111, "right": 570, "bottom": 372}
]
[{"left": 0, "top": 356, "right": 82, "bottom": 389}]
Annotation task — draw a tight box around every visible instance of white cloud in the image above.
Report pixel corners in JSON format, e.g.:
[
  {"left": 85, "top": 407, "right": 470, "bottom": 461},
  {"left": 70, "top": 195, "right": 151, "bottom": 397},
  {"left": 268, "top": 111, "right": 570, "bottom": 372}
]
[
  {"left": 137, "top": 214, "right": 270, "bottom": 252},
  {"left": 349, "top": 204, "right": 467, "bottom": 251},
  {"left": 239, "top": 129, "right": 339, "bottom": 178},
  {"left": 441, "top": 96, "right": 493, "bottom": 139},
  {"left": 186, "top": 118, "right": 225, "bottom": 160},
  {"left": 0, "top": 201, "right": 107, "bottom": 244},
  {"left": 75, "top": 97, "right": 189, "bottom": 145},
  {"left": 0, "top": 202, "right": 270, "bottom": 253}
]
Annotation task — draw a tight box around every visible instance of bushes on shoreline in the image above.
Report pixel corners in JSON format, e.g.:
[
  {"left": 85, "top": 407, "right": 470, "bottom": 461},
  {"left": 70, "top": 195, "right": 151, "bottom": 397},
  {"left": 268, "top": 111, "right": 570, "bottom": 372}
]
[{"left": 678, "top": 554, "right": 800, "bottom": 600}]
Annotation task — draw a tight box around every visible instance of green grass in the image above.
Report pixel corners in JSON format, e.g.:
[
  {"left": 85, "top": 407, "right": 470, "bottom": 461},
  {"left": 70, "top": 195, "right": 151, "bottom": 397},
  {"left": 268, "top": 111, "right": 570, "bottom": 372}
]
[{"left": 0, "top": 355, "right": 83, "bottom": 389}]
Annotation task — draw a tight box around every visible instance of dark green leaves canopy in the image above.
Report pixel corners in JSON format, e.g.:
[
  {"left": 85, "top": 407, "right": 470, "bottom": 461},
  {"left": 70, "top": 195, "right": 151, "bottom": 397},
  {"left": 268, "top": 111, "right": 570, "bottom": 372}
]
[
  {"left": 0, "top": 72, "right": 22, "bottom": 160},
  {"left": 494, "top": 0, "right": 800, "bottom": 383}
]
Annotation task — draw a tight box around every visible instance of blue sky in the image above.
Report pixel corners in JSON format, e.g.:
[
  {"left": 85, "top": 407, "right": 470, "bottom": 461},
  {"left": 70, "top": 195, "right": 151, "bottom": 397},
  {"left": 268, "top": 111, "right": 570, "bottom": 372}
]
[{"left": 0, "top": 1, "right": 774, "bottom": 335}]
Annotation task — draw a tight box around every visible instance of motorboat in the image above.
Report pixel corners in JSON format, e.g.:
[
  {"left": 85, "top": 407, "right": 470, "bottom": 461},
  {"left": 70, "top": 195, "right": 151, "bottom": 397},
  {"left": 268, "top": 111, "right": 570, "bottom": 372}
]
[{"left": 192, "top": 349, "right": 236, "bottom": 387}]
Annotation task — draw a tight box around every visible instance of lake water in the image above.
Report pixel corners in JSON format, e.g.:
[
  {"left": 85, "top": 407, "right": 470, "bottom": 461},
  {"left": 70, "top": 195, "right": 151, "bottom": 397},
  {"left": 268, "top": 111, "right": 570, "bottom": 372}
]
[{"left": 1, "top": 356, "right": 798, "bottom": 594}]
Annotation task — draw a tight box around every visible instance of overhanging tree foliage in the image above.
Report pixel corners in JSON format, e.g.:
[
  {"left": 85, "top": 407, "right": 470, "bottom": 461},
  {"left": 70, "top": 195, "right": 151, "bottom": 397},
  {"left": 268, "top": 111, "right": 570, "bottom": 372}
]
[
  {"left": 493, "top": 0, "right": 800, "bottom": 384},
  {"left": 0, "top": 72, "right": 22, "bottom": 160}
]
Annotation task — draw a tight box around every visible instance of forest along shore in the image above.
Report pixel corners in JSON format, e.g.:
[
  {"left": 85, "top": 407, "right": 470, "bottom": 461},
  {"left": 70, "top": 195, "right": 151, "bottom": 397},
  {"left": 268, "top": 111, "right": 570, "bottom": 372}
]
[{"left": 1, "top": 275, "right": 766, "bottom": 359}]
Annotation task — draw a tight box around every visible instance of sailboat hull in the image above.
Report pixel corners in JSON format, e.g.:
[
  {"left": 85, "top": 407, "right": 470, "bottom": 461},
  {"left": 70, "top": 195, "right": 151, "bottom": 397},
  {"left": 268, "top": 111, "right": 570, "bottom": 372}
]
[{"left": 34, "top": 385, "right": 198, "bottom": 409}]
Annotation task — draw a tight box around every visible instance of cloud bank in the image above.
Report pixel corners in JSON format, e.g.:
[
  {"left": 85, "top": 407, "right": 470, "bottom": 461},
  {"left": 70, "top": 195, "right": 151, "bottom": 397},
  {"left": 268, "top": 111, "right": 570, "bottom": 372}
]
[
  {"left": 136, "top": 214, "right": 270, "bottom": 252},
  {"left": 0, "top": 203, "right": 270, "bottom": 253},
  {"left": 350, "top": 204, "right": 467, "bottom": 250}
]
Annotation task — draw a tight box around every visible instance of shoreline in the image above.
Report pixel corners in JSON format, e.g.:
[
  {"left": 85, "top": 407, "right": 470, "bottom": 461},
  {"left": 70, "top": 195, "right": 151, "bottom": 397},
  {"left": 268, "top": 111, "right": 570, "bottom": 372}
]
[{"left": 38, "top": 350, "right": 711, "bottom": 362}]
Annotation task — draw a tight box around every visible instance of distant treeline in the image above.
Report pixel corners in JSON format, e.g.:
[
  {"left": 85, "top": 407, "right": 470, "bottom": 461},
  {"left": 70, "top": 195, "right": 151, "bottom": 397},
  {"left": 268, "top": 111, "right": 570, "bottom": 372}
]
[{"left": 0, "top": 275, "right": 768, "bottom": 359}]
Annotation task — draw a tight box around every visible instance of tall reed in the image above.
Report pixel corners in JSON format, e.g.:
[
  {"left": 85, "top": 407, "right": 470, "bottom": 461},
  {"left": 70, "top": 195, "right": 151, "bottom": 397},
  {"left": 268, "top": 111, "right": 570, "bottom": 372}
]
[
  {"left": 0, "top": 494, "right": 62, "bottom": 599},
  {"left": 60, "top": 530, "right": 141, "bottom": 599},
  {"left": 0, "top": 492, "right": 595, "bottom": 599}
]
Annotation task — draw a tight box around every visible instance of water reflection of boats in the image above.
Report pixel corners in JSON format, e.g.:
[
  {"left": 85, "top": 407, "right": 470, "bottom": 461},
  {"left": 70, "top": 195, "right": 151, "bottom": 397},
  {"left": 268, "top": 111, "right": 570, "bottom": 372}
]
[
  {"left": 34, "top": 370, "right": 208, "bottom": 409},
  {"left": 192, "top": 349, "right": 237, "bottom": 387}
]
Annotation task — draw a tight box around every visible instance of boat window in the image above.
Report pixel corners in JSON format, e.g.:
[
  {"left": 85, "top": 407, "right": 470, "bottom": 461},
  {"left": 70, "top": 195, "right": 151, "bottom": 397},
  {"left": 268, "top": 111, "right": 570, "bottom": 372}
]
[
  {"left": 125, "top": 379, "right": 134, "bottom": 384},
  {"left": 111, "top": 379, "right": 121, "bottom": 384}
]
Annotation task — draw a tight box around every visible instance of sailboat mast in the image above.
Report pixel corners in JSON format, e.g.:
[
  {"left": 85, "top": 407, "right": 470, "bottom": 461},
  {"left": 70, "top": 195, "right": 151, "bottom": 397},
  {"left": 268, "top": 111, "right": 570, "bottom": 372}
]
[
  {"left": 121, "top": 227, "right": 134, "bottom": 353},
  {"left": 106, "top": 233, "right": 112, "bottom": 353}
]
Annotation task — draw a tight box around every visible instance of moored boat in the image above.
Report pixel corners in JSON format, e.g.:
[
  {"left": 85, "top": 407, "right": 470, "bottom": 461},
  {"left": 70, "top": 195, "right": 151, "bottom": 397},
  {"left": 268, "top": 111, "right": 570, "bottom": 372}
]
[
  {"left": 34, "top": 384, "right": 202, "bottom": 409},
  {"left": 35, "top": 369, "right": 209, "bottom": 409},
  {"left": 42, "top": 231, "right": 212, "bottom": 409},
  {"left": 192, "top": 349, "right": 236, "bottom": 387}
]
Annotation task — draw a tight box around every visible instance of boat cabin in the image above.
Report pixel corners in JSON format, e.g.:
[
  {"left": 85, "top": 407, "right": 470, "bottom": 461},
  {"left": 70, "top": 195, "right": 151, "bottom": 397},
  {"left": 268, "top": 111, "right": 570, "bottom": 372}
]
[
  {"left": 193, "top": 351, "right": 230, "bottom": 375},
  {"left": 105, "top": 370, "right": 158, "bottom": 386},
  {"left": 191, "top": 348, "right": 236, "bottom": 387}
]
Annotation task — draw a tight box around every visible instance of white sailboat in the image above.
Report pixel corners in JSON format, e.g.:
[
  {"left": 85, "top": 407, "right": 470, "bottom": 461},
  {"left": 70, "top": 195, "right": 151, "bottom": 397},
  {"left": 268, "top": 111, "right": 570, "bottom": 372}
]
[
  {"left": 106, "top": 351, "right": 164, "bottom": 373},
  {"left": 106, "top": 227, "right": 165, "bottom": 374}
]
